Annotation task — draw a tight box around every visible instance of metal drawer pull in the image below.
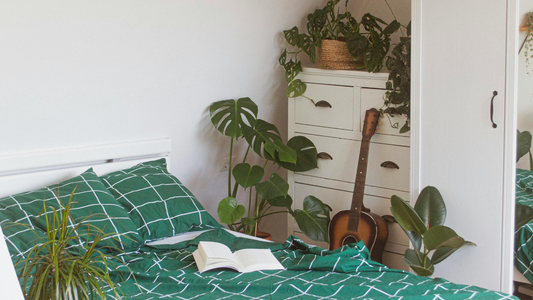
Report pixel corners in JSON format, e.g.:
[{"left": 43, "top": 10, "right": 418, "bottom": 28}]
[
  {"left": 317, "top": 152, "right": 333, "bottom": 160},
  {"left": 315, "top": 100, "right": 332, "bottom": 108},
  {"left": 382, "top": 215, "right": 397, "bottom": 223},
  {"left": 380, "top": 161, "right": 399, "bottom": 169},
  {"left": 490, "top": 91, "right": 498, "bottom": 129}
]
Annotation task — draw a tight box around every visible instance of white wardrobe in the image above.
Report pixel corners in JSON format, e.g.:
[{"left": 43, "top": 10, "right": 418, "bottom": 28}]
[{"left": 412, "top": 0, "right": 517, "bottom": 293}]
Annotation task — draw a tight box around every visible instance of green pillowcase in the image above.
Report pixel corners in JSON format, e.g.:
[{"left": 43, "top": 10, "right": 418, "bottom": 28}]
[
  {"left": 0, "top": 168, "right": 142, "bottom": 264},
  {"left": 101, "top": 159, "right": 222, "bottom": 242}
]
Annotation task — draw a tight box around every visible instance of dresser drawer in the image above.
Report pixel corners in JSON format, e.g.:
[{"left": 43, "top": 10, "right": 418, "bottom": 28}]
[
  {"left": 302, "top": 134, "right": 410, "bottom": 192},
  {"left": 295, "top": 83, "right": 355, "bottom": 131},
  {"left": 360, "top": 88, "right": 409, "bottom": 138},
  {"left": 293, "top": 183, "right": 409, "bottom": 247}
]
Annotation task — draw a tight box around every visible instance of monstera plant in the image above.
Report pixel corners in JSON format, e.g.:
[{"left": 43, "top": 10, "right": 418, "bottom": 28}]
[
  {"left": 209, "top": 97, "right": 330, "bottom": 242},
  {"left": 390, "top": 186, "right": 475, "bottom": 276}
]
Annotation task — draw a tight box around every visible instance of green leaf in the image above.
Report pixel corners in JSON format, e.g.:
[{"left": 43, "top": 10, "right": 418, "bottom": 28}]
[
  {"left": 414, "top": 186, "right": 446, "bottom": 229},
  {"left": 267, "top": 194, "right": 293, "bottom": 210},
  {"left": 232, "top": 163, "right": 264, "bottom": 189},
  {"left": 271, "top": 139, "right": 297, "bottom": 164},
  {"left": 242, "top": 119, "right": 285, "bottom": 161},
  {"left": 217, "top": 197, "right": 245, "bottom": 225},
  {"left": 402, "top": 229, "right": 422, "bottom": 252},
  {"left": 209, "top": 98, "right": 258, "bottom": 140},
  {"left": 292, "top": 196, "right": 330, "bottom": 242},
  {"left": 431, "top": 241, "right": 475, "bottom": 265},
  {"left": 346, "top": 32, "right": 368, "bottom": 57},
  {"left": 241, "top": 217, "right": 256, "bottom": 225},
  {"left": 516, "top": 203, "right": 533, "bottom": 229},
  {"left": 383, "top": 20, "right": 401, "bottom": 35},
  {"left": 403, "top": 248, "right": 434, "bottom": 276},
  {"left": 287, "top": 79, "right": 307, "bottom": 98},
  {"left": 422, "top": 225, "right": 465, "bottom": 251},
  {"left": 408, "top": 264, "right": 435, "bottom": 277},
  {"left": 517, "top": 130, "right": 532, "bottom": 162},
  {"left": 283, "top": 26, "right": 300, "bottom": 46},
  {"left": 390, "top": 195, "right": 426, "bottom": 234},
  {"left": 279, "top": 136, "right": 318, "bottom": 172},
  {"left": 255, "top": 173, "right": 289, "bottom": 200}
]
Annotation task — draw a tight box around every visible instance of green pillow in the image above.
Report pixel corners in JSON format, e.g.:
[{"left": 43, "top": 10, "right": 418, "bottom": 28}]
[
  {"left": 0, "top": 168, "right": 142, "bottom": 264},
  {"left": 101, "top": 159, "right": 222, "bottom": 242}
]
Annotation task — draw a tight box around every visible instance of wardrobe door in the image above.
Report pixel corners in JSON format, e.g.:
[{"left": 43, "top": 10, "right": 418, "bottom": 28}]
[{"left": 412, "top": 0, "right": 517, "bottom": 293}]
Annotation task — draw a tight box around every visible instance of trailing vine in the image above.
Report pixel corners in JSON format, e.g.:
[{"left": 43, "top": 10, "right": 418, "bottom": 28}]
[{"left": 520, "top": 12, "right": 533, "bottom": 74}]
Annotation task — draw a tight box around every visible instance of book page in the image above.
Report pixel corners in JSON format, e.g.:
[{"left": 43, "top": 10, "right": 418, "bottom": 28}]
[
  {"left": 199, "top": 241, "right": 235, "bottom": 262},
  {"left": 234, "top": 248, "right": 284, "bottom": 273}
]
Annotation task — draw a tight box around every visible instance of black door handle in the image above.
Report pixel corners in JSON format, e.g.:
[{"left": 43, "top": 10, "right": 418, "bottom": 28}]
[{"left": 490, "top": 91, "right": 498, "bottom": 129}]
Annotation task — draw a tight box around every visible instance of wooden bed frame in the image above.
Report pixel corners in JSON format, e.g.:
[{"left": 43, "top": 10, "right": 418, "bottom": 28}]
[{"left": 0, "top": 138, "right": 171, "bottom": 299}]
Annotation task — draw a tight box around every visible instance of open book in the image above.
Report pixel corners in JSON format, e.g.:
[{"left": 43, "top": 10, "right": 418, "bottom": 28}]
[{"left": 193, "top": 241, "right": 285, "bottom": 273}]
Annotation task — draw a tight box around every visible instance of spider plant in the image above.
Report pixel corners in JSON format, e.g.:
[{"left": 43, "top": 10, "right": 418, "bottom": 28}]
[{"left": 16, "top": 189, "right": 126, "bottom": 300}]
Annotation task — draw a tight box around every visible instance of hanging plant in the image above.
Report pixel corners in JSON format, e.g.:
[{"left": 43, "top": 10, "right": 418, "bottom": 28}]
[{"left": 520, "top": 12, "right": 533, "bottom": 74}]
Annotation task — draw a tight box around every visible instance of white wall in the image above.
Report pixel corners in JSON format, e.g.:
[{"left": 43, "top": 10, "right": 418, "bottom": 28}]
[
  {"left": 517, "top": 1, "right": 533, "bottom": 170},
  {"left": 0, "top": 0, "right": 328, "bottom": 243}
]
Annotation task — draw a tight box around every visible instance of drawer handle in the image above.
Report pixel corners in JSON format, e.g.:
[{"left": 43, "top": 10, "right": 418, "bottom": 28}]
[
  {"left": 315, "top": 100, "right": 332, "bottom": 108},
  {"left": 317, "top": 152, "right": 333, "bottom": 160},
  {"left": 382, "top": 215, "right": 397, "bottom": 223},
  {"left": 380, "top": 161, "right": 399, "bottom": 169}
]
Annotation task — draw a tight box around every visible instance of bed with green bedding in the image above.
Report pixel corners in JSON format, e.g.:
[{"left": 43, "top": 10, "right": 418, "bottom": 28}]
[
  {"left": 0, "top": 159, "right": 517, "bottom": 299},
  {"left": 515, "top": 168, "right": 533, "bottom": 284}
]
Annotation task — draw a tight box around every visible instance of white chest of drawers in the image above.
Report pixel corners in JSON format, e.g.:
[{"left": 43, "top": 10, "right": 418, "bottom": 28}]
[{"left": 287, "top": 67, "right": 410, "bottom": 270}]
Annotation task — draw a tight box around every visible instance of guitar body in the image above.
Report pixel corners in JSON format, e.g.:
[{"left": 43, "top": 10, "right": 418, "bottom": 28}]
[
  {"left": 328, "top": 108, "right": 388, "bottom": 263},
  {"left": 329, "top": 209, "right": 388, "bottom": 263}
]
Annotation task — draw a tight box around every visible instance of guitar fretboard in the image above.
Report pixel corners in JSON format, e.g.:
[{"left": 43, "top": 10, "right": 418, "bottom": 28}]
[{"left": 347, "top": 138, "right": 370, "bottom": 231}]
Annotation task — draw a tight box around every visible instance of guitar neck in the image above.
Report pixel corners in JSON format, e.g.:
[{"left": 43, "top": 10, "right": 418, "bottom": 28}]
[{"left": 347, "top": 138, "right": 370, "bottom": 231}]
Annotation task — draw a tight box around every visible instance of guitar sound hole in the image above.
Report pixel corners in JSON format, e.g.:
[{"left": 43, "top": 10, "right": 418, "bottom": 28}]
[{"left": 342, "top": 235, "right": 359, "bottom": 246}]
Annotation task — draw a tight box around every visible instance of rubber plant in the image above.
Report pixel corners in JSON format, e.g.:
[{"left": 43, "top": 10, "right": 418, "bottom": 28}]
[
  {"left": 15, "top": 189, "right": 127, "bottom": 299},
  {"left": 209, "top": 97, "right": 330, "bottom": 242},
  {"left": 382, "top": 22, "right": 411, "bottom": 133},
  {"left": 390, "top": 186, "right": 475, "bottom": 276},
  {"left": 279, "top": 0, "right": 400, "bottom": 102}
]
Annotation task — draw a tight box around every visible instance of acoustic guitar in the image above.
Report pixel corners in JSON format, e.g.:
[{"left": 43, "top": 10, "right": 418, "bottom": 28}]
[{"left": 328, "top": 108, "right": 388, "bottom": 263}]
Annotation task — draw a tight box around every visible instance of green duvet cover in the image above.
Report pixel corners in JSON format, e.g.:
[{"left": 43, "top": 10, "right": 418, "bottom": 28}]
[
  {"left": 515, "top": 168, "right": 533, "bottom": 284},
  {"left": 108, "top": 229, "right": 515, "bottom": 299}
]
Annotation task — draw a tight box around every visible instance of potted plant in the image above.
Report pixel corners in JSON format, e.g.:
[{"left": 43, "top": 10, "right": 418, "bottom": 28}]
[
  {"left": 279, "top": 0, "right": 400, "bottom": 101},
  {"left": 15, "top": 189, "right": 127, "bottom": 299},
  {"left": 390, "top": 186, "right": 475, "bottom": 276},
  {"left": 382, "top": 22, "right": 411, "bottom": 133},
  {"left": 209, "top": 97, "right": 331, "bottom": 242},
  {"left": 520, "top": 12, "right": 533, "bottom": 73}
]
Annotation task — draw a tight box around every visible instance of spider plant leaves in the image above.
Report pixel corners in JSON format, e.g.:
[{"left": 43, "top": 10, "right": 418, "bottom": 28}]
[
  {"left": 413, "top": 186, "right": 446, "bottom": 229},
  {"left": 517, "top": 130, "right": 532, "bottom": 162},
  {"left": 292, "top": 196, "right": 330, "bottom": 242},
  {"left": 218, "top": 197, "right": 245, "bottom": 225},
  {"left": 278, "top": 136, "right": 318, "bottom": 172},
  {"left": 422, "top": 225, "right": 465, "bottom": 251},
  {"left": 256, "top": 173, "right": 289, "bottom": 200},
  {"left": 209, "top": 98, "right": 258, "bottom": 140},
  {"left": 390, "top": 195, "right": 426, "bottom": 234},
  {"left": 242, "top": 119, "right": 297, "bottom": 164},
  {"left": 232, "top": 163, "right": 264, "bottom": 189}
]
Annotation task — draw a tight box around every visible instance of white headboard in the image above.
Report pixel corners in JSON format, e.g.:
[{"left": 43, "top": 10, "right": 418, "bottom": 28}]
[
  {"left": 0, "top": 138, "right": 172, "bottom": 298},
  {"left": 0, "top": 139, "right": 172, "bottom": 198}
]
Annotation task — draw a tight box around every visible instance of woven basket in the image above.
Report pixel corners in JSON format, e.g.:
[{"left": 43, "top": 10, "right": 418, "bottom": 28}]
[{"left": 318, "top": 39, "right": 365, "bottom": 70}]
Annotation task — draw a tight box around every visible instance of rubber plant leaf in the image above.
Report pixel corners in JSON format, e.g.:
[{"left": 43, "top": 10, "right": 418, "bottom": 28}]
[
  {"left": 413, "top": 186, "right": 446, "bottom": 229},
  {"left": 292, "top": 196, "right": 330, "bottom": 242},
  {"left": 402, "top": 228, "right": 422, "bottom": 253},
  {"left": 431, "top": 241, "right": 476, "bottom": 265},
  {"left": 209, "top": 98, "right": 258, "bottom": 140},
  {"left": 278, "top": 136, "right": 318, "bottom": 172},
  {"left": 232, "top": 163, "right": 264, "bottom": 189},
  {"left": 390, "top": 195, "right": 426, "bottom": 234},
  {"left": 242, "top": 119, "right": 296, "bottom": 163},
  {"left": 217, "top": 197, "right": 245, "bottom": 225},
  {"left": 517, "top": 130, "right": 532, "bottom": 162},
  {"left": 255, "top": 173, "right": 289, "bottom": 200},
  {"left": 422, "top": 225, "right": 465, "bottom": 251},
  {"left": 267, "top": 194, "right": 293, "bottom": 210},
  {"left": 516, "top": 203, "right": 533, "bottom": 229},
  {"left": 403, "top": 248, "right": 434, "bottom": 276}
]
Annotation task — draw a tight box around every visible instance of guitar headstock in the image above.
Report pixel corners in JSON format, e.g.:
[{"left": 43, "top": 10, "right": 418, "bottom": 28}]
[{"left": 362, "top": 108, "right": 380, "bottom": 140}]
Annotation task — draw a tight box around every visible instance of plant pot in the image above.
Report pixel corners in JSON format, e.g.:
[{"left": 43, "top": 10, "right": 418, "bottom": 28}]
[
  {"left": 241, "top": 230, "right": 272, "bottom": 241},
  {"left": 318, "top": 39, "right": 365, "bottom": 70}
]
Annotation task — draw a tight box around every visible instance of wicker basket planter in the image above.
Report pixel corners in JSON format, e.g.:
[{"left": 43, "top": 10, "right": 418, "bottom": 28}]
[{"left": 318, "top": 39, "right": 365, "bottom": 70}]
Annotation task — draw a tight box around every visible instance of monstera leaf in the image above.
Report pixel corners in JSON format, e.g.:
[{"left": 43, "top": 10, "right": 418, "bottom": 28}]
[
  {"left": 278, "top": 136, "right": 318, "bottom": 172},
  {"left": 267, "top": 194, "right": 293, "bottom": 210},
  {"left": 232, "top": 163, "right": 264, "bottom": 189},
  {"left": 242, "top": 119, "right": 296, "bottom": 164},
  {"left": 292, "top": 196, "right": 330, "bottom": 242},
  {"left": 209, "top": 98, "right": 258, "bottom": 139},
  {"left": 217, "top": 197, "right": 245, "bottom": 225},
  {"left": 255, "top": 173, "right": 289, "bottom": 200}
]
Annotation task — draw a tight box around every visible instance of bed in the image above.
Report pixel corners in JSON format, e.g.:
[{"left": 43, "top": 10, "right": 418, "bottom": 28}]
[
  {"left": 0, "top": 139, "right": 517, "bottom": 299},
  {"left": 515, "top": 168, "right": 533, "bottom": 287}
]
